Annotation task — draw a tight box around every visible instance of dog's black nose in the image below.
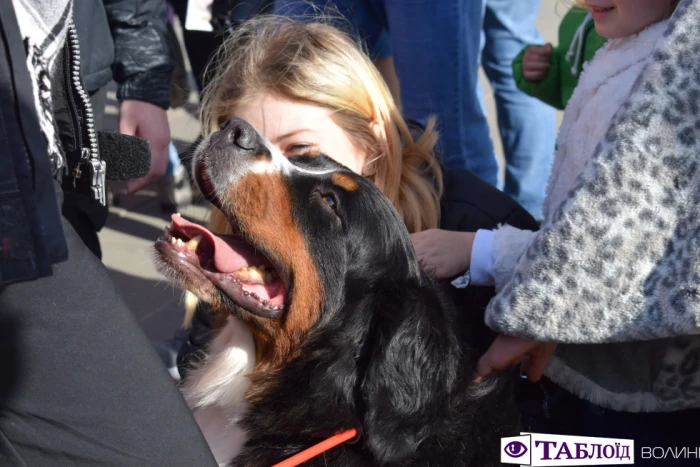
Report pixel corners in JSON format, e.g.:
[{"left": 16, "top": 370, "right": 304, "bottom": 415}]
[{"left": 216, "top": 118, "right": 257, "bottom": 151}]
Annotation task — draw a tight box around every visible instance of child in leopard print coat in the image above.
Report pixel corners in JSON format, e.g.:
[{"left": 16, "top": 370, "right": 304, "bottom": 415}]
[{"left": 413, "top": 0, "right": 700, "bottom": 455}]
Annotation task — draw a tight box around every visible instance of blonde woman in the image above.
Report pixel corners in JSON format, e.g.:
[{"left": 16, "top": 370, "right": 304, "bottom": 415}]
[{"left": 173, "top": 13, "right": 542, "bottom": 410}]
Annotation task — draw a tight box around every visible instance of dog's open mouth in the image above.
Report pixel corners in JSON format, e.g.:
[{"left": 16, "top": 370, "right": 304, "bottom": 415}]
[{"left": 155, "top": 213, "right": 286, "bottom": 317}]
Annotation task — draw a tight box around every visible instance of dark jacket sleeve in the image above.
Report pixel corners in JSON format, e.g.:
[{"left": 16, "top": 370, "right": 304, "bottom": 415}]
[
  {"left": 0, "top": 2, "right": 68, "bottom": 286},
  {"left": 439, "top": 167, "right": 540, "bottom": 233},
  {"left": 103, "top": 0, "right": 174, "bottom": 109}
]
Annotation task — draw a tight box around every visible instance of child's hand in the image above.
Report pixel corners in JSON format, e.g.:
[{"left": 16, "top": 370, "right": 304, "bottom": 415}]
[
  {"left": 410, "top": 229, "right": 476, "bottom": 279},
  {"left": 475, "top": 335, "right": 557, "bottom": 382},
  {"left": 522, "top": 44, "right": 553, "bottom": 81}
]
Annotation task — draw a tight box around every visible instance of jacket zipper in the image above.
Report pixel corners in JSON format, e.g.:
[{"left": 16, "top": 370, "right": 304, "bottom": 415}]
[
  {"left": 66, "top": 20, "right": 105, "bottom": 205},
  {"left": 66, "top": 21, "right": 97, "bottom": 171}
]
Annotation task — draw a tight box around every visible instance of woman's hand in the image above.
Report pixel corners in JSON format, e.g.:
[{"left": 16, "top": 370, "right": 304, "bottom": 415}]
[
  {"left": 522, "top": 44, "right": 552, "bottom": 82},
  {"left": 476, "top": 335, "right": 557, "bottom": 382},
  {"left": 410, "top": 229, "right": 476, "bottom": 279}
]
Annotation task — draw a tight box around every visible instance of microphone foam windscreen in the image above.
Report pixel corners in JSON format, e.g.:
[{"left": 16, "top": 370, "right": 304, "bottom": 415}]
[{"left": 98, "top": 131, "right": 151, "bottom": 180}]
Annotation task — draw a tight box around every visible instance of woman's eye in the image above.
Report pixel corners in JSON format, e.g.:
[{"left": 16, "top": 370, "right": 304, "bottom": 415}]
[
  {"left": 287, "top": 144, "right": 318, "bottom": 157},
  {"left": 322, "top": 194, "right": 336, "bottom": 209}
]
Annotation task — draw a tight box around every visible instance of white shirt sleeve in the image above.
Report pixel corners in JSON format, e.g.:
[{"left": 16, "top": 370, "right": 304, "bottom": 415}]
[
  {"left": 469, "top": 225, "right": 539, "bottom": 290},
  {"left": 469, "top": 229, "right": 495, "bottom": 286}
]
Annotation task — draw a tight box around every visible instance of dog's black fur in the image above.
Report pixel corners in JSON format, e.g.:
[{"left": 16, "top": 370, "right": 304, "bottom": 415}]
[{"left": 160, "top": 119, "right": 520, "bottom": 466}]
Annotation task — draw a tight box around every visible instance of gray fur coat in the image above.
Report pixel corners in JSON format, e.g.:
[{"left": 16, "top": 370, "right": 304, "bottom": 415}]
[{"left": 485, "top": 0, "right": 700, "bottom": 412}]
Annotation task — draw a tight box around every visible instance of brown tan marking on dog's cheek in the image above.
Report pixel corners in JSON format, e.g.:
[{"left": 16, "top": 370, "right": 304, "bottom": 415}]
[
  {"left": 331, "top": 172, "right": 359, "bottom": 192},
  {"left": 221, "top": 172, "right": 324, "bottom": 367}
]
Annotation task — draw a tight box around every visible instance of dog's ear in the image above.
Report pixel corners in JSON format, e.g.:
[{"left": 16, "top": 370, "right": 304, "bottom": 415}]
[{"left": 360, "top": 282, "right": 460, "bottom": 463}]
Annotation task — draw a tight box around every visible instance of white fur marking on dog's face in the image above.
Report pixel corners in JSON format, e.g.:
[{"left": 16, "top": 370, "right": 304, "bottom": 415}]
[
  {"left": 258, "top": 136, "right": 336, "bottom": 176},
  {"left": 194, "top": 131, "right": 336, "bottom": 194}
]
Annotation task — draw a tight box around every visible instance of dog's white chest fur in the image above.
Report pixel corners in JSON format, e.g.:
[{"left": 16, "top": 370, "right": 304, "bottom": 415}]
[{"left": 180, "top": 316, "right": 255, "bottom": 466}]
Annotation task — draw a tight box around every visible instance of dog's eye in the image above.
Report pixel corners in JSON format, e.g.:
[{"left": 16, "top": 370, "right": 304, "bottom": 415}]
[{"left": 322, "top": 194, "right": 337, "bottom": 209}]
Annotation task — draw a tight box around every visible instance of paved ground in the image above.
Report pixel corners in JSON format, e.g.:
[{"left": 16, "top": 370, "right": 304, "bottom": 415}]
[{"left": 98, "top": 0, "right": 564, "bottom": 343}]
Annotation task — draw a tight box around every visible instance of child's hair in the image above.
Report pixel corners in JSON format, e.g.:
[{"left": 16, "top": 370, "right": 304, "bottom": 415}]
[{"left": 200, "top": 15, "right": 443, "bottom": 235}]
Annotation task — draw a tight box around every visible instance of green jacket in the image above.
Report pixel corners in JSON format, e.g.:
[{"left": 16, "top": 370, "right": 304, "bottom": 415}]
[{"left": 512, "top": 8, "right": 606, "bottom": 110}]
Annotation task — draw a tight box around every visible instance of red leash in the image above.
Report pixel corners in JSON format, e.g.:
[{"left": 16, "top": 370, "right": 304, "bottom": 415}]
[{"left": 271, "top": 428, "right": 358, "bottom": 467}]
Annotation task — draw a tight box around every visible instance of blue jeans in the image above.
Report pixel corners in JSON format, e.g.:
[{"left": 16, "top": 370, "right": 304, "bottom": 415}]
[{"left": 480, "top": 0, "right": 555, "bottom": 220}]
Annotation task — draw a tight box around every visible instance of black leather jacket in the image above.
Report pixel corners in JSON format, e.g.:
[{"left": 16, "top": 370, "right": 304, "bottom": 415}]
[{"left": 74, "top": 0, "right": 173, "bottom": 109}]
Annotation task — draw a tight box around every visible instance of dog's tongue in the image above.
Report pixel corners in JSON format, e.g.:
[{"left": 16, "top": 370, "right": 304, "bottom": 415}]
[{"left": 170, "top": 214, "right": 261, "bottom": 273}]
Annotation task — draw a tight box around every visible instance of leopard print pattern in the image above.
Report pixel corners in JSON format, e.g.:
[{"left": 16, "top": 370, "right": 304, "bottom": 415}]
[{"left": 485, "top": 0, "right": 700, "bottom": 411}]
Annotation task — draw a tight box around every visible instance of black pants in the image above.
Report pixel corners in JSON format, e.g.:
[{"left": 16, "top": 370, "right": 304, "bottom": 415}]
[
  {"left": 0, "top": 182, "right": 217, "bottom": 466},
  {"left": 169, "top": 0, "right": 227, "bottom": 94}
]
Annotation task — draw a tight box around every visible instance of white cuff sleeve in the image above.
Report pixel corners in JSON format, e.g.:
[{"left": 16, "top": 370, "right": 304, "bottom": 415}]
[{"left": 469, "top": 229, "right": 495, "bottom": 286}]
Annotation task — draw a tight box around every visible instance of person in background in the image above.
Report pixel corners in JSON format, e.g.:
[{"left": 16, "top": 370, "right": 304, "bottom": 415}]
[
  {"left": 0, "top": 1, "right": 217, "bottom": 464},
  {"left": 479, "top": 0, "right": 556, "bottom": 222},
  {"left": 169, "top": 0, "right": 275, "bottom": 94},
  {"left": 512, "top": 3, "right": 607, "bottom": 110}
]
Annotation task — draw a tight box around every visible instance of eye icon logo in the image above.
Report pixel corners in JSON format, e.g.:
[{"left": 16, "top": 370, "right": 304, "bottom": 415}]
[
  {"left": 504, "top": 441, "right": 528, "bottom": 458},
  {"left": 501, "top": 435, "right": 531, "bottom": 464}
]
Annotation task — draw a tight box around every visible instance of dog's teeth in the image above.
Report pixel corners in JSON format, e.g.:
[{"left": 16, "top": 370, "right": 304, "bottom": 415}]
[
  {"left": 187, "top": 235, "right": 203, "bottom": 253},
  {"left": 170, "top": 237, "right": 177, "bottom": 245},
  {"left": 247, "top": 267, "right": 264, "bottom": 281},
  {"left": 185, "top": 290, "right": 198, "bottom": 310}
]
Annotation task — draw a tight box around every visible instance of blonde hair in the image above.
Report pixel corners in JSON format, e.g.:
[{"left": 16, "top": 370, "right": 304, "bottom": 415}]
[
  {"left": 184, "top": 15, "right": 445, "bottom": 325},
  {"left": 201, "top": 15, "right": 443, "bottom": 234}
]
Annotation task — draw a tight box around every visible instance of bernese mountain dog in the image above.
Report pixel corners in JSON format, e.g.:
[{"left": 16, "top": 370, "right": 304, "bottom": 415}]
[{"left": 154, "top": 118, "right": 520, "bottom": 466}]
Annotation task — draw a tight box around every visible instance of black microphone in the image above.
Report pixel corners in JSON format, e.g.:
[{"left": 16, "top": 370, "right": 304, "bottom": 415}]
[{"left": 97, "top": 131, "right": 151, "bottom": 180}]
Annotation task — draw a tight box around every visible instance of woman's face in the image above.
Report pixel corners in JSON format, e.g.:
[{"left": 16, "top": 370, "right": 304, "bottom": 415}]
[{"left": 231, "top": 93, "right": 369, "bottom": 175}]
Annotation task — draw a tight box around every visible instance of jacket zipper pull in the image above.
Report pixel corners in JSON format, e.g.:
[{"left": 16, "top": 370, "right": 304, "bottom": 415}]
[
  {"left": 72, "top": 147, "right": 90, "bottom": 188},
  {"left": 88, "top": 156, "right": 107, "bottom": 206}
]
